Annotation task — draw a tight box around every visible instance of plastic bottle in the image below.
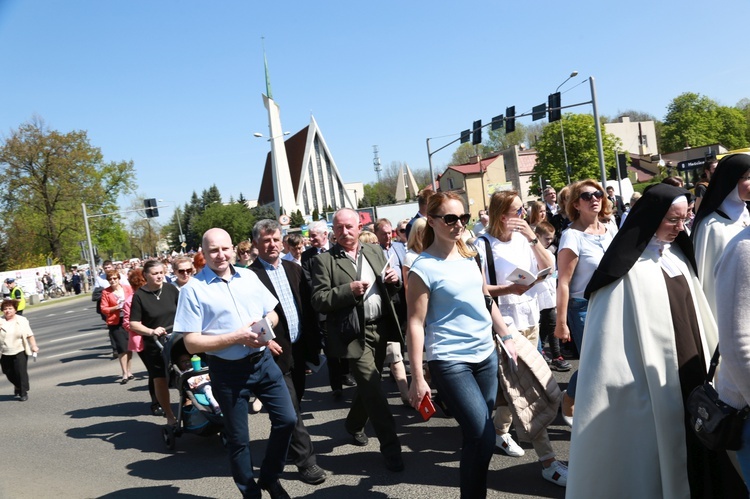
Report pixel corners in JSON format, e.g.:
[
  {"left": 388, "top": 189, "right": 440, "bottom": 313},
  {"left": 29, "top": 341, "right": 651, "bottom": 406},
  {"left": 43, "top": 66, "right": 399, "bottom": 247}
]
[{"left": 190, "top": 354, "right": 201, "bottom": 371}]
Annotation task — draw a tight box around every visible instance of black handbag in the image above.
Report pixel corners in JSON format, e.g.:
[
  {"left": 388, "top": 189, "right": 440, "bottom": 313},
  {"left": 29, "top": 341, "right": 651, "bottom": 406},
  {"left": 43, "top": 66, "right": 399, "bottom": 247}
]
[{"left": 686, "top": 345, "right": 750, "bottom": 451}]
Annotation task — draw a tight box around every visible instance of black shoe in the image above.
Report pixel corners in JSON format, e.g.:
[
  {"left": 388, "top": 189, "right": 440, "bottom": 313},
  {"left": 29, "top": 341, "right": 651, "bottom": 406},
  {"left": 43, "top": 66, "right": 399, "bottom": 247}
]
[
  {"left": 14, "top": 388, "right": 20, "bottom": 398},
  {"left": 349, "top": 431, "right": 368, "bottom": 446},
  {"left": 332, "top": 389, "right": 343, "bottom": 400},
  {"left": 258, "top": 479, "right": 290, "bottom": 499},
  {"left": 551, "top": 357, "right": 572, "bottom": 372},
  {"left": 151, "top": 403, "right": 165, "bottom": 417},
  {"left": 19, "top": 395, "right": 28, "bottom": 402},
  {"left": 342, "top": 374, "right": 356, "bottom": 387},
  {"left": 384, "top": 454, "right": 404, "bottom": 472},
  {"left": 299, "top": 464, "right": 327, "bottom": 485}
]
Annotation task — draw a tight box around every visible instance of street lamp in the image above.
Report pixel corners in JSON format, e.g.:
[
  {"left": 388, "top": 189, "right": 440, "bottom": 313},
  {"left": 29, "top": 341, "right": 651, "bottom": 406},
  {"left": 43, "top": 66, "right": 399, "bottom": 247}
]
[
  {"left": 555, "top": 71, "right": 578, "bottom": 185},
  {"left": 158, "top": 199, "right": 185, "bottom": 253},
  {"left": 254, "top": 131, "right": 290, "bottom": 139}
]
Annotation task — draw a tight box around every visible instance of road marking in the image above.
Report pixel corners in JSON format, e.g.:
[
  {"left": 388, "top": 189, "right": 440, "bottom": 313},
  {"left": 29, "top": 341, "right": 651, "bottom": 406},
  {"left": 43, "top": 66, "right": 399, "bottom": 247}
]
[
  {"left": 48, "top": 332, "right": 100, "bottom": 343},
  {"left": 48, "top": 350, "right": 84, "bottom": 358}
]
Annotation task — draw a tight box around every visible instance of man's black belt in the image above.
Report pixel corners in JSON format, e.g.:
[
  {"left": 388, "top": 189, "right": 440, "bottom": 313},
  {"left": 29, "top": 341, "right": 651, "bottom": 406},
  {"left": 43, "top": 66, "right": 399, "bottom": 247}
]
[{"left": 208, "top": 350, "right": 265, "bottom": 364}]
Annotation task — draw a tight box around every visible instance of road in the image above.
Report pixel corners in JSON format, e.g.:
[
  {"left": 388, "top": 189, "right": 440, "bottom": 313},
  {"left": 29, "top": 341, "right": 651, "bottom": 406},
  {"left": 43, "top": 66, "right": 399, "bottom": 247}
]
[{"left": 1, "top": 296, "right": 574, "bottom": 498}]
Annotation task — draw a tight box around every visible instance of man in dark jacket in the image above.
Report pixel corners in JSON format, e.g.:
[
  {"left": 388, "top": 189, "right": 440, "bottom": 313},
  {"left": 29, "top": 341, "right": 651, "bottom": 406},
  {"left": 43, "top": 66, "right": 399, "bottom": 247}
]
[
  {"left": 311, "top": 208, "right": 405, "bottom": 472},
  {"left": 249, "top": 219, "right": 327, "bottom": 486}
]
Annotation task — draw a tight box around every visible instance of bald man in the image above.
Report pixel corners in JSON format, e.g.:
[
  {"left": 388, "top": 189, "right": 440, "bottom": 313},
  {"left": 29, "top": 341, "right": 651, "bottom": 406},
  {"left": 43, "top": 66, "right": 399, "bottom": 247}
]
[{"left": 174, "top": 228, "right": 296, "bottom": 499}]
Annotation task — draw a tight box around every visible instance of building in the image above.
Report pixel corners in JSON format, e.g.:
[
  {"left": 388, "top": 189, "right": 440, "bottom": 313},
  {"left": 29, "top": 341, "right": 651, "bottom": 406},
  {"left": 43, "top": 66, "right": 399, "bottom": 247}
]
[
  {"left": 604, "top": 116, "right": 658, "bottom": 157},
  {"left": 437, "top": 152, "right": 511, "bottom": 218},
  {"left": 257, "top": 115, "right": 356, "bottom": 216}
]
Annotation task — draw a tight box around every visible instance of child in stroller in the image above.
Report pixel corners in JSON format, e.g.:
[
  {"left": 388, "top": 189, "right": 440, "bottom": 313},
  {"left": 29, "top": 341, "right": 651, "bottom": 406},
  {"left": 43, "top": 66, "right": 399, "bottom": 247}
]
[{"left": 176, "top": 353, "right": 222, "bottom": 415}]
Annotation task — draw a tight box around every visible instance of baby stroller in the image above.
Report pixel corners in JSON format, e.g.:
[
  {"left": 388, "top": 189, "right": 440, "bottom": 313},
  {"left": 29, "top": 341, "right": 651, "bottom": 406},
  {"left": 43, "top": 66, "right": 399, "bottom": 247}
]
[{"left": 159, "top": 332, "right": 225, "bottom": 450}]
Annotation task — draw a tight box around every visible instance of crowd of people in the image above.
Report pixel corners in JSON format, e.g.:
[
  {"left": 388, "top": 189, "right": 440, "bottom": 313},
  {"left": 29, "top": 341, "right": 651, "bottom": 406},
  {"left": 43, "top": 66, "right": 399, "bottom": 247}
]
[{"left": 6, "top": 154, "right": 750, "bottom": 498}]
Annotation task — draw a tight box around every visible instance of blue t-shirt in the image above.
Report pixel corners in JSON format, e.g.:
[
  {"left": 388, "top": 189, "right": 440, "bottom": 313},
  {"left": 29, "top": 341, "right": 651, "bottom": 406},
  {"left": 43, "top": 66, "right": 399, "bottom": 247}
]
[{"left": 409, "top": 253, "right": 494, "bottom": 363}]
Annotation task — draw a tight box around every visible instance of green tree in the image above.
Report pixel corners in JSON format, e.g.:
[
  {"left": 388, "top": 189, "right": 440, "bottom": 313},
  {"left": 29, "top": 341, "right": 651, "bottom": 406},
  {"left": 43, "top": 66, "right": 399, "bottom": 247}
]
[
  {"left": 290, "top": 209, "right": 305, "bottom": 228},
  {"left": 190, "top": 202, "right": 255, "bottom": 245},
  {"left": 737, "top": 98, "right": 750, "bottom": 145},
  {"left": 201, "top": 185, "right": 222, "bottom": 210},
  {"left": 360, "top": 183, "right": 395, "bottom": 208},
  {"left": 661, "top": 92, "right": 748, "bottom": 152},
  {"left": 485, "top": 122, "right": 529, "bottom": 152},
  {"left": 449, "top": 143, "right": 486, "bottom": 166},
  {"left": 0, "top": 119, "right": 136, "bottom": 268},
  {"left": 534, "top": 113, "right": 621, "bottom": 193}
]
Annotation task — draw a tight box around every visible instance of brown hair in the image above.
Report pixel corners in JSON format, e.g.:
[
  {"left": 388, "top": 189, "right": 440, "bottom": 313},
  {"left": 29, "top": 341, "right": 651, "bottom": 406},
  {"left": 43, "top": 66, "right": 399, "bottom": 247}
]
[
  {"left": 193, "top": 251, "right": 206, "bottom": 272},
  {"left": 422, "top": 192, "right": 476, "bottom": 258},
  {"left": 127, "top": 268, "right": 146, "bottom": 291},
  {"left": 567, "top": 179, "right": 611, "bottom": 221},
  {"left": 486, "top": 190, "right": 519, "bottom": 239},
  {"left": 1, "top": 298, "right": 18, "bottom": 311},
  {"left": 534, "top": 221, "right": 555, "bottom": 237},
  {"left": 557, "top": 183, "right": 574, "bottom": 218}
]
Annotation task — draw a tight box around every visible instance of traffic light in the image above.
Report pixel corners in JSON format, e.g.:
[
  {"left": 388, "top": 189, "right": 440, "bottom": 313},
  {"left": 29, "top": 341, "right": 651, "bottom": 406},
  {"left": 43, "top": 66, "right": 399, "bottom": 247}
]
[
  {"left": 505, "top": 106, "right": 515, "bottom": 133},
  {"left": 548, "top": 92, "right": 561, "bottom": 122},
  {"left": 460, "top": 129, "right": 470, "bottom": 144},
  {"left": 144, "top": 198, "right": 159, "bottom": 218},
  {"left": 617, "top": 153, "right": 628, "bottom": 178},
  {"left": 491, "top": 114, "right": 504, "bottom": 131},
  {"left": 472, "top": 120, "right": 482, "bottom": 145}
]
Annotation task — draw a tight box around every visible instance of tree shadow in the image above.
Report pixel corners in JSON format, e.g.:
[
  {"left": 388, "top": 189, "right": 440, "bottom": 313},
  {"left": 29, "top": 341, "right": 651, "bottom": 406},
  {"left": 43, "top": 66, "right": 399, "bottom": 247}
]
[{"left": 96, "top": 485, "right": 208, "bottom": 498}]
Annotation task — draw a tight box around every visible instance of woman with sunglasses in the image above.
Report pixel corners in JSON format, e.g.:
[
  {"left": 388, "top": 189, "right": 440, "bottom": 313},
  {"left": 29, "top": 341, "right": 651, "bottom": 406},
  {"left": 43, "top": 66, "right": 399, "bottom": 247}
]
[
  {"left": 474, "top": 190, "right": 567, "bottom": 486},
  {"left": 100, "top": 270, "right": 134, "bottom": 384},
  {"left": 554, "top": 179, "right": 616, "bottom": 425},
  {"left": 691, "top": 153, "right": 750, "bottom": 319},
  {"left": 234, "top": 240, "right": 256, "bottom": 268},
  {"left": 407, "top": 192, "right": 517, "bottom": 498},
  {"left": 567, "top": 183, "right": 745, "bottom": 497},
  {"left": 171, "top": 255, "right": 195, "bottom": 290}
]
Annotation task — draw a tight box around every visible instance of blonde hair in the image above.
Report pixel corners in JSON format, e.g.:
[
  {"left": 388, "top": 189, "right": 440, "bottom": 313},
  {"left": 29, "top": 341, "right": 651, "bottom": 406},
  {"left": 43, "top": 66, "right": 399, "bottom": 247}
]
[
  {"left": 358, "top": 231, "right": 378, "bottom": 244},
  {"left": 422, "top": 192, "right": 477, "bottom": 258},
  {"left": 407, "top": 217, "right": 427, "bottom": 253}
]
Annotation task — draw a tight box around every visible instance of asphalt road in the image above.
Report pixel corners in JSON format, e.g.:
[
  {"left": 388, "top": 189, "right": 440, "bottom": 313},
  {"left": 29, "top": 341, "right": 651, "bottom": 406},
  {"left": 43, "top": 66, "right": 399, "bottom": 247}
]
[{"left": 1, "top": 295, "right": 574, "bottom": 499}]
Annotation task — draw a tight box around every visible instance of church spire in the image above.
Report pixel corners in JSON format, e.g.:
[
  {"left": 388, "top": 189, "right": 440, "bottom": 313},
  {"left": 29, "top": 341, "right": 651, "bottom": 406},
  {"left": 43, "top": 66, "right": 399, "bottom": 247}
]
[{"left": 262, "top": 37, "right": 272, "bottom": 99}]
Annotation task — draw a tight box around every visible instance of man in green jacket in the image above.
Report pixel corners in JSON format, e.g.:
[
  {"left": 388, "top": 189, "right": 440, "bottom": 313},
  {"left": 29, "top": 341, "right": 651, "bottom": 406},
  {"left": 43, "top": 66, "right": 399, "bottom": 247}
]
[{"left": 6, "top": 278, "right": 26, "bottom": 315}]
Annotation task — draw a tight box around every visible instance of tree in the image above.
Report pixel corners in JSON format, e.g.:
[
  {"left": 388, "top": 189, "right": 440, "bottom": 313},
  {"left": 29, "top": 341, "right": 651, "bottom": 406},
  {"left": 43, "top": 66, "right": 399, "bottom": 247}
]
[
  {"left": 290, "top": 209, "right": 305, "bottom": 228},
  {"left": 0, "top": 119, "right": 137, "bottom": 268},
  {"left": 201, "top": 185, "right": 222, "bottom": 210},
  {"left": 449, "top": 143, "right": 486, "bottom": 166},
  {"left": 190, "top": 202, "right": 255, "bottom": 245},
  {"left": 533, "top": 113, "right": 621, "bottom": 193},
  {"left": 661, "top": 92, "right": 748, "bottom": 152}
]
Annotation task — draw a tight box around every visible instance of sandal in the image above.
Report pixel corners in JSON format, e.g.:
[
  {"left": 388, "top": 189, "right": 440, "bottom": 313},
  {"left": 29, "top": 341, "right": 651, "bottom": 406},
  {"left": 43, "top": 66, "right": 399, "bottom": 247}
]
[
  {"left": 127, "top": 374, "right": 134, "bottom": 380},
  {"left": 120, "top": 378, "right": 129, "bottom": 385}
]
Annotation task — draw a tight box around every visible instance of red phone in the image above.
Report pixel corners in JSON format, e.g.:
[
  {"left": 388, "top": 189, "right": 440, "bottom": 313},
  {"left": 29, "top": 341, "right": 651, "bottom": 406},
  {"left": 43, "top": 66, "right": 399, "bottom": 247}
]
[{"left": 419, "top": 392, "right": 436, "bottom": 421}]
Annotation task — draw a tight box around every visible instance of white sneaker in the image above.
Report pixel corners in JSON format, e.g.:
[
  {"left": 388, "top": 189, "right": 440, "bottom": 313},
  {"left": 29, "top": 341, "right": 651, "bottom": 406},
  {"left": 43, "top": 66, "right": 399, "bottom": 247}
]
[
  {"left": 496, "top": 433, "right": 525, "bottom": 457},
  {"left": 541, "top": 460, "right": 568, "bottom": 487}
]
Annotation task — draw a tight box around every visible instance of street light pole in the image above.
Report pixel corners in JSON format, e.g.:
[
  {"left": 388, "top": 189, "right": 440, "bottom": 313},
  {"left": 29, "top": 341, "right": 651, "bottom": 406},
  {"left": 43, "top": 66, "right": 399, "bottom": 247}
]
[
  {"left": 590, "top": 76, "right": 608, "bottom": 189},
  {"left": 555, "top": 71, "right": 578, "bottom": 185}
]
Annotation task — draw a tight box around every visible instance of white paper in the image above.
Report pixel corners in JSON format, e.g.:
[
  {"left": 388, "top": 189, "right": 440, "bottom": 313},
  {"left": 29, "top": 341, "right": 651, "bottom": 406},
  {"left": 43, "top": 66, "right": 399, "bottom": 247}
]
[{"left": 250, "top": 317, "right": 276, "bottom": 342}]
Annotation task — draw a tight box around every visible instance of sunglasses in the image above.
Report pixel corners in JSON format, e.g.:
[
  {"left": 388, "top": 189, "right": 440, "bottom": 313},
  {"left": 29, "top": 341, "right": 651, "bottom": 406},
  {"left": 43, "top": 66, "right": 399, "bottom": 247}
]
[
  {"left": 431, "top": 213, "right": 471, "bottom": 226},
  {"left": 515, "top": 206, "right": 525, "bottom": 217},
  {"left": 238, "top": 250, "right": 251, "bottom": 255},
  {"left": 176, "top": 268, "right": 193, "bottom": 275},
  {"left": 579, "top": 190, "right": 604, "bottom": 202}
]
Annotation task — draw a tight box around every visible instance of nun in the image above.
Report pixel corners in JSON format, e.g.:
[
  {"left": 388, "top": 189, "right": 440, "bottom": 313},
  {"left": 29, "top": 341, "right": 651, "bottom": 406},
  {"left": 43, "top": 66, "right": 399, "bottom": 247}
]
[
  {"left": 691, "top": 153, "right": 750, "bottom": 318},
  {"left": 565, "top": 183, "right": 746, "bottom": 498}
]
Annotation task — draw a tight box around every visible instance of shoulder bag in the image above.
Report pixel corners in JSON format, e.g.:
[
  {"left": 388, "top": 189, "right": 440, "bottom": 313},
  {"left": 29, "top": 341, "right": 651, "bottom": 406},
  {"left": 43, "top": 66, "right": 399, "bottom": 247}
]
[{"left": 686, "top": 345, "right": 750, "bottom": 451}]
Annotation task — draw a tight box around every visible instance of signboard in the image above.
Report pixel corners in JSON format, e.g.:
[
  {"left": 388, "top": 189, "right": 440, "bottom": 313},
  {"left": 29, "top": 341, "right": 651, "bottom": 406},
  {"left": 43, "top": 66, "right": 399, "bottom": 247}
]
[
  {"left": 676, "top": 158, "right": 706, "bottom": 172},
  {"left": 278, "top": 214, "right": 291, "bottom": 225}
]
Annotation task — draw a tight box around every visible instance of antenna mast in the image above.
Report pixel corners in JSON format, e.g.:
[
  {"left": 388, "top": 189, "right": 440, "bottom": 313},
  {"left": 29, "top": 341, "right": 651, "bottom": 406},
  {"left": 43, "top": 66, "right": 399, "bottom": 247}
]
[{"left": 373, "top": 145, "right": 382, "bottom": 182}]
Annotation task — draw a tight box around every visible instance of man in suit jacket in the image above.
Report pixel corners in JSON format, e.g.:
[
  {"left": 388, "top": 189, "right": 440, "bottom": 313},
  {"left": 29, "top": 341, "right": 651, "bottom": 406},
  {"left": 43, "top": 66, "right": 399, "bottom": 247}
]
[
  {"left": 606, "top": 186, "right": 626, "bottom": 225},
  {"left": 301, "top": 220, "right": 354, "bottom": 397},
  {"left": 311, "top": 208, "right": 405, "bottom": 472},
  {"left": 249, "top": 219, "right": 327, "bottom": 486}
]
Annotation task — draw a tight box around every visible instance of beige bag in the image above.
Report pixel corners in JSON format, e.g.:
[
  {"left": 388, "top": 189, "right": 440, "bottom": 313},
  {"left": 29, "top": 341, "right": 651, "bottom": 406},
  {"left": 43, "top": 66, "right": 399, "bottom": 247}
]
[{"left": 21, "top": 334, "right": 32, "bottom": 356}]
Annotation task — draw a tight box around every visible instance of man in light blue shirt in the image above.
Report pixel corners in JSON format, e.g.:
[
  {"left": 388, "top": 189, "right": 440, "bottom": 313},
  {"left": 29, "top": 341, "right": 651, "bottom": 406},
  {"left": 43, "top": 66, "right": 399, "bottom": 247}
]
[{"left": 174, "top": 228, "right": 296, "bottom": 499}]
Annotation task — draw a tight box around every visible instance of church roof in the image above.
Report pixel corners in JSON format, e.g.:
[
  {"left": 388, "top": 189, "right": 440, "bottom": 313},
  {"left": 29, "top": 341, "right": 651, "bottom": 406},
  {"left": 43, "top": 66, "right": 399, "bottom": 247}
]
[{"left": 257, "top": 126, "right": 310, "bottom": 206}]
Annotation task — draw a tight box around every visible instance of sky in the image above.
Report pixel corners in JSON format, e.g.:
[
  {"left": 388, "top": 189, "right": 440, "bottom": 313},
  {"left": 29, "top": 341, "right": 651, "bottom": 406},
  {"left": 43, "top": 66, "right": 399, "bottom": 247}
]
[{"left": 1, "top": 0, "right": 749, "bottom": 224}]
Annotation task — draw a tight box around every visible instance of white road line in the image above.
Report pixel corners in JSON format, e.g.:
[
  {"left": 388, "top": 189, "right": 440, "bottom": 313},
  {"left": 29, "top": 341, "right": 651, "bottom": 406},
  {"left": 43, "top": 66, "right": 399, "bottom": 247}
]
[{"left": 49, "top": 332, "right": 100, "bottom": 342}]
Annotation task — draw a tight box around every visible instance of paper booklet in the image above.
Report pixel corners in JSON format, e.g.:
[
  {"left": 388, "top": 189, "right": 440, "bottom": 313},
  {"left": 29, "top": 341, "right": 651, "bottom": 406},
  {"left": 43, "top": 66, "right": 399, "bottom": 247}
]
[
  {"left": 251, "top": 317, "right": 276, "bottom": 343},
  {"left": 506, "top": 266, "right": 552, "bottom": 286}
]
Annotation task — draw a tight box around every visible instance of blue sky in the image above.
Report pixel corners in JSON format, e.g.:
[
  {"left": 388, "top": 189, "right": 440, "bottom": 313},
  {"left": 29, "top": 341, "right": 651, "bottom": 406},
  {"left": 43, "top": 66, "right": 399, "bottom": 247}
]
[{"left": 1, "top": 0, "right": 748, "bottom": 224}]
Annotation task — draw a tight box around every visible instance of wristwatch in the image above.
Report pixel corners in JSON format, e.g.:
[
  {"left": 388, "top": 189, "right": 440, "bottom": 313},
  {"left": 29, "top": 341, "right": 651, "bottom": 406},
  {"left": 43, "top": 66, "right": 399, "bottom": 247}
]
[{"left": 529, "top": 238, "right": 539, "bottom": 246}]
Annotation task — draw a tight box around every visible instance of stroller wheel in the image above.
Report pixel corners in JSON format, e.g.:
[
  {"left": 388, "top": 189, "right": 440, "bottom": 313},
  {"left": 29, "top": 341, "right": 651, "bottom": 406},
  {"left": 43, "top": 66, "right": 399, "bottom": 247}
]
[{"left": 162, "top": 425, "right": 176, "bottom": 450}]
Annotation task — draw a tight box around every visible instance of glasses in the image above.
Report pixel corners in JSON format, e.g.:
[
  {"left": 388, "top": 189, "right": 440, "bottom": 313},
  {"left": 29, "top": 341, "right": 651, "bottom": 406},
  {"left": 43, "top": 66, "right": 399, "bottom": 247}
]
[
  {"left": 664, "top": 217, "right": 691, "bottom": 226},
  {"left": 398, "top": 229, "right": 406, "bottom": 234},
  {"left": 430, "top": 213, "right": 471, "bottom": 226},
  {"left": 515, "top": 206, "right": 525, "bottom": 217},
  {"left": 238, "top": 250, "right": 251, "bottom": 255},
  {"left": 579, "top": 190, "right": 604, "bottom": 202},
  {"left": 176, "top": 268, "right": 194, "bottom": 275},
  {"left": 107, "top": 277, "right": 119, "bottom": 281}
]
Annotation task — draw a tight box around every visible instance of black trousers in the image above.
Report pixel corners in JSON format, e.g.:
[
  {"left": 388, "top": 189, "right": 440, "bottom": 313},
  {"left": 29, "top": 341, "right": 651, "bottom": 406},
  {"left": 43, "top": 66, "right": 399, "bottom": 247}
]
[
  {"left": 1, "top": 352, "right": 29, "bottom": 396},
  {"left": 283, "top": 371, "right": 316, "bottom": 469}
]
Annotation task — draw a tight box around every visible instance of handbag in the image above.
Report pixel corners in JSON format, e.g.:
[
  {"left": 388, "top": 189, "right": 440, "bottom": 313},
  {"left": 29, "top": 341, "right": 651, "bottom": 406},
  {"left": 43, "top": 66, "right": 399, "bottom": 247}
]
[{"left": 686, "top": 345, "right": 750, "bottom": 451}]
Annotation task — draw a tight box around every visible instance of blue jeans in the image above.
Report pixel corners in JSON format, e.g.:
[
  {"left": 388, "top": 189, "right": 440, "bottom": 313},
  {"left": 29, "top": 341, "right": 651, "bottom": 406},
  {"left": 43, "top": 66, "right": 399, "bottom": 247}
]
[
  {"left": 208, "top": 349, "right": 296, "bottom": 499},
  {"left": 566, "top": 298, "right": 588, "bottom": 399},
  {"left": 429, "top": 349, "right": 498, "bottom": 499},
  {"left": 737, "top": 418, "right": 750, "bottom": 488}
]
